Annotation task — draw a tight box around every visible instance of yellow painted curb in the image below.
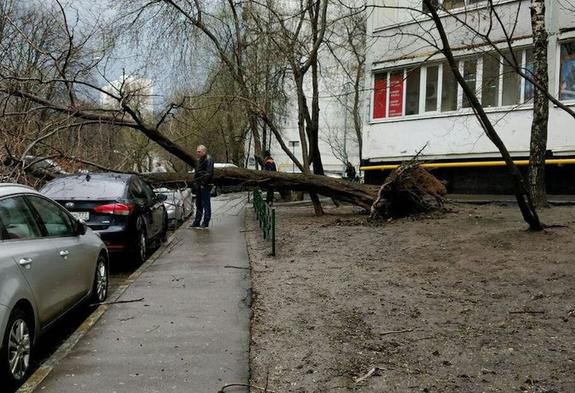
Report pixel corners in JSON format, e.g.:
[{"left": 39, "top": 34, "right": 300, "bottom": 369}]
[{"left": 17, "top": 227, "right": 184, "bottom": 393}]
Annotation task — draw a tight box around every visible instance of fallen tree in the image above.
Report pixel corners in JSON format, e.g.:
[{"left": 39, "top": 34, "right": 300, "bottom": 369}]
[
  {"left": 3, "top": 145, "right": 448, "bottom": 219},
  {"left": 145, "top": 164, "right": 447, "bottom": 218},
  {"left": 144, "top": 168, "right": 379, "bottom": 211}
]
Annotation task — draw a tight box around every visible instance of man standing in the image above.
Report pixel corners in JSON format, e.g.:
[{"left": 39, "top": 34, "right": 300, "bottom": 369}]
[
  {"left": 191, "top": 145, "right": 214, "bottom": 229},
  {"left": 262, "top": 150, "right": 276, "bottom": 204}
]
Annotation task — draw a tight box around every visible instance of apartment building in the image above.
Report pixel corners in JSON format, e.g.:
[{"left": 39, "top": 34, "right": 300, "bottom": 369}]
[{"left": 362, "top": 0, "right": 575, "bottom": 193}]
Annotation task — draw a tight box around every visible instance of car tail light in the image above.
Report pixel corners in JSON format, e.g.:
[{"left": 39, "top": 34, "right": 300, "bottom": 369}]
[{"left": 93, "top": 203, "right": 134, "bottom": 216}]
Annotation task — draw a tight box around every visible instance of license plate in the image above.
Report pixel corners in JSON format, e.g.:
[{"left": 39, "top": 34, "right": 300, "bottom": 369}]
[{"left": 71, "top": 212, "right": 90, "bottom": 222}]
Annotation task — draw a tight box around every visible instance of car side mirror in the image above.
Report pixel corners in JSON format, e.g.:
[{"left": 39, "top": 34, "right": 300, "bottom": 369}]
[
  {"left": 156, "top": 194, "right": 168, "bottom": 202},
  {"left": 76, "top": 221, "right": 87, "bottom": 236}
]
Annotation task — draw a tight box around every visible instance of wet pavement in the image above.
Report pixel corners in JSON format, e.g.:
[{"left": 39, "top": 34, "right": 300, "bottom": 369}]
[
  {"left": 35, "top": 194, "right": 251, "bottom": 393},
  {"left": 30, "top": 245, "right": 163, "bottom": 375}
]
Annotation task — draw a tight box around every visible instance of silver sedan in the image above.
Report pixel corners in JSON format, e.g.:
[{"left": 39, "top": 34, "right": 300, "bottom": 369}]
[{"left": 0, "top": 184, "right": 108, "bottom": 389}]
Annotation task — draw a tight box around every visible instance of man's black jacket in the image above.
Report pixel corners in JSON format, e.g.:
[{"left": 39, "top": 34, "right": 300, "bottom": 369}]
[{"left": 195, "top": 155, "right": 214, "bottom": 186}]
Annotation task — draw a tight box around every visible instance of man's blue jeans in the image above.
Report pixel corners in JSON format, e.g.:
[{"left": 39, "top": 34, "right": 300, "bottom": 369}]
[{"left": 193, "top": 185, "right": 212, "bottom": 226}]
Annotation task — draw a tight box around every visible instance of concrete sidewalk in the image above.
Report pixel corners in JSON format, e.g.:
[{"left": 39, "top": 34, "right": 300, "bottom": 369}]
[{"left": 38, "top": 195, "right": 251, "bottom": 393}]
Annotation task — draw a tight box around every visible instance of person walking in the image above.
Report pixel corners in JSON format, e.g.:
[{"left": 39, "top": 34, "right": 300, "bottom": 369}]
[
  {"left": 262, "top": 150, "right": 277, "bottom": 204},
  {"left": 345, "top": 161, "right": 357, "bottom": 182},
  {"left": 190, "top": 145, "right": 214, "bottom": 229}
]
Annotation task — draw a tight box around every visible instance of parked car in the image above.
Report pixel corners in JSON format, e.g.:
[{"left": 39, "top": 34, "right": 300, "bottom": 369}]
[
  {"left": 180, "top": 188, "right": 194, "bottom": 218},
  {"left": 0, "top": 183, "right": 108, "bottom": 388},
  {"left": 23, "top": 155, "right": 68, "bottom": 176},
  {"left": 155, "top": 188, "right": 194, "bottom": 228},
  {"left": 41, "top": 173, "right": 168, "bottom": 265},
  {"left": 155, "top": 188, "right": 185, "bottom": 228}
]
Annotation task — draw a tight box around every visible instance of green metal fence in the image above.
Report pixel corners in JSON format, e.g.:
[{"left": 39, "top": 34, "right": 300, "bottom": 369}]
[{"left": 252, "top": 189, "right": 276, "bottom": 256}]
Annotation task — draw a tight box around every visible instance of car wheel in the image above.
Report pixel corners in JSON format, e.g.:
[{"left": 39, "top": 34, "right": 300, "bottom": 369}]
[
  {"left": 130, "top": 218, "right": 147, "bottom": 265},
  {"left": 90, "top": 254, "right": 109, "bottom": 304},
  {"left": 161, "top": 213, "right": 169, "bottom": 242},
  {"left": 0, "top": 308, "right": 33, "bottom": 388}
]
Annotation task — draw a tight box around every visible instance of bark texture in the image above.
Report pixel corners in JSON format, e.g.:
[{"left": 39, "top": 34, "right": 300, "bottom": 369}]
[{"left": 529, "top": 0, "right": 549, "bottom": 208}]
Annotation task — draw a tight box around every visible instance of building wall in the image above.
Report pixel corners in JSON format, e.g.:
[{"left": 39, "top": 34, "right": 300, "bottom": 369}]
[
  {"left": 266, "top": 78, "right": 361, "bottom": 175},
  {"left": 363, "top": 0, "right": 575, "bottom": 167}
]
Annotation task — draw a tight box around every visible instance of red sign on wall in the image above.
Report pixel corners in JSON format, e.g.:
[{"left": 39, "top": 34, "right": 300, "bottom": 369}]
[
  {"left": 388, "top": 73, "right": 404, "bottom": 117},
  {"left": 373, "top": 75, "right": 387, "bottom": 119}
]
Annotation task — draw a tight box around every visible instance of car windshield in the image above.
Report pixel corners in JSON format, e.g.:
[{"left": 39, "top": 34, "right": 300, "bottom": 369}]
[{"left": 41, "top": 176, "right": 128, "bottom": 200}]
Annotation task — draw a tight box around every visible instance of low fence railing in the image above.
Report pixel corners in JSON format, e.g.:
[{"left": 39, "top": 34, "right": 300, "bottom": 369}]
[{"left": 252, "top": 189, "right": 276, "bottom": 256}]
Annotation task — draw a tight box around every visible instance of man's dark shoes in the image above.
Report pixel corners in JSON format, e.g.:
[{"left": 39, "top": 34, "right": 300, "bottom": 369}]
[
  {"left": 200, "top": 222, "right": 209, "bottom": 229},
  {"left": 189, "top": 222, "right": 201, "bottom": 229}
]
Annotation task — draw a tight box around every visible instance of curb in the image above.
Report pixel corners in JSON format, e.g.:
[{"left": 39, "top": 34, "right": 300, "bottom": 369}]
[
  {"left": 448, "top": 198, "right": 575, "bottom": 206},
  {"left": 16, "top": 226, "right": 185, "bottom": 393}
]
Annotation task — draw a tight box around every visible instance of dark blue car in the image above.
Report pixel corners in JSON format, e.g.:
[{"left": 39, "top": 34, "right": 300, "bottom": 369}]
[{"left": 41, "top": 173, "right": 168, "bottom": 265}]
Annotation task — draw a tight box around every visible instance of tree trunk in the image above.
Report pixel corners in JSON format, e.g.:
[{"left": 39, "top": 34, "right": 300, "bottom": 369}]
[
  {"left": 309, "top": 0, "right": 325, "bottom": 177},
  {"left": 424, "top": 0, "right": 543, "bottom": 231},
  {"left": 529, "top": 0, "right": 549, "bottom": 208},
  {"left": 9, "top": 153, "right": 446, "bottom": 220},
  {"left": 295, "top": 72, "right": 324, "bottom": 216},
  {"left": 146, "top": 168, "right": 378, "bottom": 210}
]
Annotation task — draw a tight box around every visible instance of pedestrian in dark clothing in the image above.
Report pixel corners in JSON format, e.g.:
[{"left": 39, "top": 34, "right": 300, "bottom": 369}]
[
  {"left": 345, "top": 161, "right": 357, "bottom": 182},
  {"left": 190, "top": 145, "right": 214, "bottom": 229},
  {"left": 262, "top": 150, "right": 276, "bottom": 204}
]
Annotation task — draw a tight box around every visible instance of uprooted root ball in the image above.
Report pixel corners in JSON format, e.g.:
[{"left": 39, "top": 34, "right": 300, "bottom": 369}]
[{"left": 370, "top": 164, "right": 447, "bottom": 219}]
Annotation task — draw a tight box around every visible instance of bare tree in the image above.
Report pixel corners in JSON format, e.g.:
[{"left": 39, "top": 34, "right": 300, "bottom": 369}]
[
  {"left": 324, "top": 2, "right": 366, "bottom": 163},
  {"left": 528, "top": 0, "right": 549, "bottom": 208},
  {"left": 0, "top": 0, "right": 391, "bottom": 214}
]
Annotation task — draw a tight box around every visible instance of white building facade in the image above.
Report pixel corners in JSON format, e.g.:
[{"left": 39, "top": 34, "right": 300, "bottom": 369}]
[
  {"left": 245, "top": 1, "right": 363, "bottom": 176},
  {"left": 362, "top": 0, "right": 575, "bottom": 192},
  {"left": 263, "top": 78, "right": 361, "bottom": 176}
]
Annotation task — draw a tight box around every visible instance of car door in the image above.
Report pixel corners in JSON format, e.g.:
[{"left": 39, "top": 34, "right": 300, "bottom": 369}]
[
  {"left": 141, "top": 180, "right": 164, "bottom": 237},
  {"left": 0, "top": 195, "right": 68, "bottom": 326},
  {"left": 25, "top": 195, "right": 91, "bottom": 307},
  {"left": 129, "top": 177, "right": 156, "bottom": 237}
]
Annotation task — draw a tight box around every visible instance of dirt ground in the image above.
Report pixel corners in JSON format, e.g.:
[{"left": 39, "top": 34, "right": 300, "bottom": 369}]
[{"left": 246, "top": 201, "right": 575, "bottom": 393}]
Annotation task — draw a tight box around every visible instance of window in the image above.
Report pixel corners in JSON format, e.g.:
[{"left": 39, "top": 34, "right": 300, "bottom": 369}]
[
  {"left": 41, "top": 176, "right": 127, "bottom": 200},
  {"left": 372, "top": 69, "right": 417, "bottom": 118},
  {"left": 443, "top": 0, "right": 465, "bottom": 9},
  {"left": 27, "top": 196, "right": 75, "bottom": 238},
  {"left": 441, "top": 63, "right": 458, "bottom": 112},
  {"left": 130, "top": 177, "right": 154, "bottom": 206},
  {"left": 560, "top": 40, "right": 575, "bottom": 101},
  {"left": 389, "top": 71, "right": 404, "bottom": 117},
  {"left": 524, "top": 49, "right": 534, "bottom": 103},
  {"left": 0, "top": 197, "right": 42, "bottom": 240},
  {"left": 501, "top": 50, "right": 522, "bottom": 106},
  {"left": 130, "top": 177, "right": 146, "bottom": 199},
  {"left": 423, "top": 0, "right": 484, "bottom": 12},
  {"left": 425, "top": 65, "right": 439, "bottom": 112},
  {"left": 140, "top": 179, "right": 156, "bottom": 202},
  {"left": 373, "top": 74, "right": 387, "bottom": 119},
  {"left": 462, "top": 59, "right": 477, "bottom": 108},
  {"left": 371, "top": 47, "right": 535, "bottom": 121},
  {"left": 482, "top": 54, "right": 500, "bottom": 107},
  {"left": 405, "top": 69, "right": 421, "bottom": 115}
]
